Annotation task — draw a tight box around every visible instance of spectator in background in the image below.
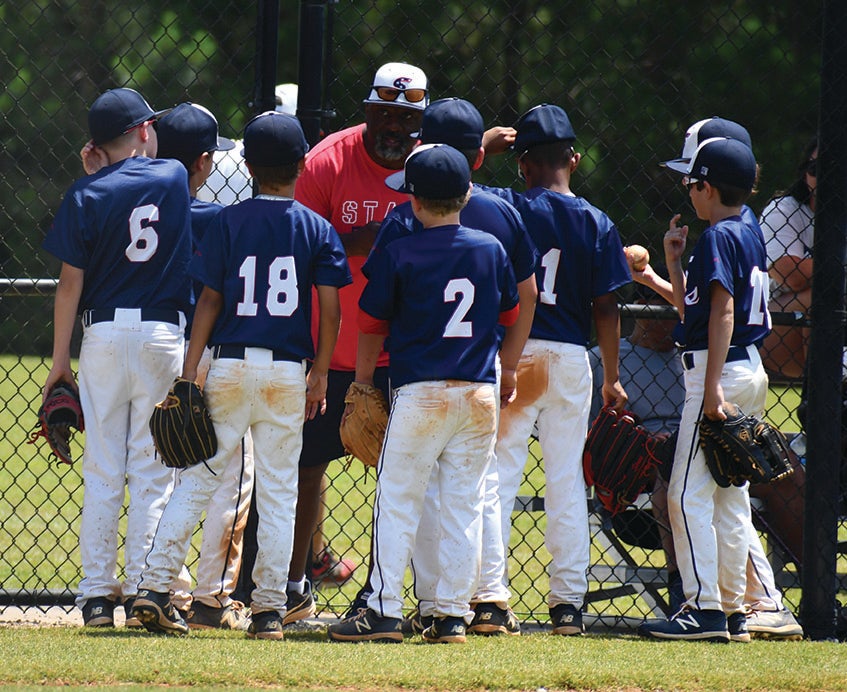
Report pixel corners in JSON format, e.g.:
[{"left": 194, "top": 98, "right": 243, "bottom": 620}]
[{"left": 759, "top": 138, "right": 817, "bottom": 381}]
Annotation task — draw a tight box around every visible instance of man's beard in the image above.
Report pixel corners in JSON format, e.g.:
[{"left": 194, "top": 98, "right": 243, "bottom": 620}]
[{"left": 373, "top": 133, "right": 410, "bottom": 162}]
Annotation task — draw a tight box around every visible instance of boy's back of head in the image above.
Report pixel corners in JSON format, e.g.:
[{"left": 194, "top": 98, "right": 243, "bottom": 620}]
[
  {"left": 242, "top": 111, "right": 310, "bottom": 187},
  {"left": 156, "top": 103, "right": 235, "bottom": 171},
  {"left": 88, "top": 87, "right": 168, "bottom": 147},
  {"left": 417, "top": 98, "right": 484, "bottom": 163},
  {"left": 514, "top": 103, "right": 576, "bottom": 159}
]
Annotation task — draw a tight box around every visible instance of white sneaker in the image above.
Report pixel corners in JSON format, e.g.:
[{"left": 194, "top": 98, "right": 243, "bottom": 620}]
[{"left": 746, "top": 608, "right": 803, "bottom": 640}]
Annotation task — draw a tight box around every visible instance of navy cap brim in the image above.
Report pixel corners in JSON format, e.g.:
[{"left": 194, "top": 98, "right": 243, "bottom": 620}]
[
  {"left": 213, "top": 136, "right": 236, "bottom": 152},
  {"left": 661, "top": 158, "right": 690, "bottom": 172},
  {"left": 384, "top": 170, "right": 408, "bottom": 192}
]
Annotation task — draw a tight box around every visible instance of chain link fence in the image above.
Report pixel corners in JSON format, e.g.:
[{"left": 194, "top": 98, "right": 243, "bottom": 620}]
[{"left": 2, "top": 0, "right": 843, "bottom": 635}]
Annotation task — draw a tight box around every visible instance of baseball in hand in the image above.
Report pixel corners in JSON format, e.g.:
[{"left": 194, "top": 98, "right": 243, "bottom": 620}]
[{"left": 624, "top": 245, "right": 650, "bottom": 271}]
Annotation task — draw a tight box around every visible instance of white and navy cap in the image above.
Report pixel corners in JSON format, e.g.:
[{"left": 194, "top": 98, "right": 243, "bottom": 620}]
[
  {"left": 156, "top": 103, "right": 235, "bottom": 168},
  {"left": 88, "top": 87, "right": 170, "bottom": 145},
  {"left": 274, "top": 83, "right": 298, "bottom": 116},
  {"left": 385, "top": 143, "right": 471, "bottom": 199},
  {"left": 363, "top": 62, "right": 429, "bottom": 111},
  {"left": 685, "top": 137, "right": 757, "bottom": 190},
  {"left": 662, "top": 116, "right": 752, "bottom": 172}
]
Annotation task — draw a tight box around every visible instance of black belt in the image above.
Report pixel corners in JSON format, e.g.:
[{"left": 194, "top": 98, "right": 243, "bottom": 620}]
[
  {"left": 211, "top": 344, "right": 297, "bottom": 362},
  {"left": 82, "top": 308, "right": 181, "bottom": 327},
  {"left": 681, "top": 345, "right": 750, "bottom": 371}
]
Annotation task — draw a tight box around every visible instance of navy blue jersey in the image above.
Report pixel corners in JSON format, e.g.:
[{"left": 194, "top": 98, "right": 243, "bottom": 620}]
[
  {"left": 480, "top": 186, "right": 630, "bottom": 345},
  {"left": 191, "top": 197, "right": 352, "bottom": 360},
  {"left": 674, "top": 214, "right": 771, "bottom": 350},
  {"left": 360, "top": 224, "right": 519, "bottom": 388},
  {"left": 363, "top": 188, "right": 538, "bottom": 284},
  {"left": 43, "top": 157, "right": 192, "bottom": 313},
  {"left": 186, "top": 198, "right": 224, "bottom": 337}
]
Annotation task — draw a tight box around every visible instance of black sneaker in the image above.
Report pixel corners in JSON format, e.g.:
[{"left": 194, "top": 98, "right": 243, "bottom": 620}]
[
  {"left": 81, "top": 597, "right": 115, "bottom": 627},
  {"left": 400, "top": 606, "right": 433, "bottom": 636},
  {"left": 468, "top": 602, "right": 521, "bottom": 636},
  {"left": 727, "top": 611, "right": 751, "bottom": 643},
  {"left": 132, "top": 589, "right": 189, "bottom": 636},
  {"left": 284, "top": 583, "right": 316, "bottom": 626},
  {"left": 343, "top": 587, "right": 372, "bottom": 619},
  {"left": 550, "top": 603, "right": 584, "bottom": 636},
  {"left": 638, "top": 606, "right": 729, "bottom": 642},
  {"left": 247, "top": 610, "right": 285, "bottom": 640},
  {"left": 422, "top": 616, "right": 467, "bottom": 644},
  {"left": 186, "top": 600, "right": 250, "bottom": 631},
  {"left": 122, "top": 597, "right": 142, "bottom": 629},
  {"left": 327, "top": 607, "right": 402, "bottom": 643}
]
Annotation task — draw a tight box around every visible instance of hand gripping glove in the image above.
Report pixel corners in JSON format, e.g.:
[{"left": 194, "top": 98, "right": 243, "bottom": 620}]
[
  {"left": 698, "top": 401, "right": 794, "bottom": 487},
  {"left": 149, "top": 378, "right": 217, "bottom": 469},
  {"left": 28, "top": 382, "right": 85, "bottom": 465},
  {"left": 339, "top": 381, "right": 389, "bottom": 468},
  {"left": 582, "top": 407, "right": 666, "bottom": 515}
]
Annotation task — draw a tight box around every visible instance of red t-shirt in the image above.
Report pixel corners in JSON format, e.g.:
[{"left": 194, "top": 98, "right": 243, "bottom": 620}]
[{"left": 295, "top": 124, "right": 408, "bottom": 370}]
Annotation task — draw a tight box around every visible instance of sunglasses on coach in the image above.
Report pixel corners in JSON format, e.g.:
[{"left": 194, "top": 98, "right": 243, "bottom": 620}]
[{"left": 372, "top": 86, "right": 427, "bottom": 103}]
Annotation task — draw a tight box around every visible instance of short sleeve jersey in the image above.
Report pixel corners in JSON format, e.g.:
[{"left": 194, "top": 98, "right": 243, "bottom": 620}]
[
  {"left": 190, "top": 197, "right": 352, "bottom": 361},
  {"left": 480, "top": 186, "right": 630, "bottom": 345},
  {"left": 43, "top": 157, "right": 192, "bottom": 313},
  {"left": 674, "top": 214, "right": 771, "bottom": 350},
  {"left": 185, "top": 197, "right": 224, "bottom": 337},
  {"left": 360, "top": 224, "right": 519, "bottom": 388},
  {"left": 363, "top": 187, "right": 538, "bottom": 284},
  {"left": 760, "top": 195, "right": 814, "bottom": 267},
  {"left": 295, "top": 124, "right": 411, "bottom": 371}
]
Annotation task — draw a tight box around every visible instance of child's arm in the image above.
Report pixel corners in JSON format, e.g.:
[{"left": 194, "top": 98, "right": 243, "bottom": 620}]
[
  {"left": 43, "top": 262, "right": 84, "bottom": 400},
  {"left": 663, "top": 213, "right": 689, "bottom": 319},
  {"left": 498, "top": 275, "right": 537, "bottom": 404},
  {"left": 593, "top": 292, "right": 628, "bottom": 412},
  {"left": 631, "top": 263, "right": 675, "bottom": 306},
  {"left": 703, "top": 282, "right": 733, "bottom": 420},
  {"left": 182, "top": 286, "right": 223, "bottom": 383},
  {"left": 306, "top": 284, "right": 342, "bottom": 420}
]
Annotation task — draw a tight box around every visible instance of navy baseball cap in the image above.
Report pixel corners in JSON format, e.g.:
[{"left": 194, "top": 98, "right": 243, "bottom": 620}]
[
  {"left": 514, "top": 104, "right": 576, "bottom": 155},
  {"left": 416, "top": 98, "right": 484, "bottom": 150},
  {"left": 364, "top": 62, "right": 429, "bottom": 111},
  {"left": 156, "top": 103, "right": 235, "bottom": 168},
  {"left": 385, "top": 143, "right": 471, "bottom": 199},
  {"left": 662, "top": 117, "right": 752, "bottom": 172},
  {"left": 242, "top": 111, "right": 309, "bottom": 166},
  {"left": 88, "top": 88, "right": 170, "bottom": 145},
  {"left": 686, "top": 137, "right": 757, "bottom": 190}
]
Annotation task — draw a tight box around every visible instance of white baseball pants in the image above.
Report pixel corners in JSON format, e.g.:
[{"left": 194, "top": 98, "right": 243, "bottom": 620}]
[
  {"left": 495, "top": 339, "right": 592, "bottom": 609},
  {"left": 368, "top": 380, "right": 497, "bottom": 620}
]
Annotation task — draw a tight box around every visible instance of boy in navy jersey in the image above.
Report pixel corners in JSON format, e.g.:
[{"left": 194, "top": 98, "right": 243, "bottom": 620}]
[
  {"left": 328, "top": 144, "right": 521, "bottom": 644},
  {"left": 153, "top": 103, "right": 254, "bottom": 632},
  {"left": 133, "top": 112, "right": 351, "bottom": 639},
  {"left": 638, "top": 137, "right": 771, "bottom": 642},
  {"left": 42, "top": 87, "right": 191, "bottom": 628}
]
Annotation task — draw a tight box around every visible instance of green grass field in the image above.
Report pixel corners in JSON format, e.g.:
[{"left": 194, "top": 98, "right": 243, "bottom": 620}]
[{"left": 2, "top": 626, "right": 847, "bottom": 691}]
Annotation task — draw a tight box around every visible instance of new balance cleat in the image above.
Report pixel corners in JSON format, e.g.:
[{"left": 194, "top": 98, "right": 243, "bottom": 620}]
[
  {"left": 283, "top": 583, "right": 316, "bottom": 626},
  {"left": 550, "top": 603, "right": 584, "bottom": 636},
  {"left": 81, "top": 597, "right": 115, "bottom": 627},
  {"left": 638, "top": 607, "right": 729, "bottom": 642},
  {"left": 247, "top": 610, "right": 284, "bottom": 640},
  {"left": 468, "top": 602, "right": 521, "bottom": 636},
  {"left": 727, "top": 611, "right": 751, "bottom": 643},
  {"left": 746, "top": 608, "right": 803, "bottom": 640},
  {"left": 132, "top": 589, "right": 189, "bottom": 636},
  {"left": 400, "top": 606, "right": 432, "bottom": 636},
  {"left": 186, "top": 600, "right": 250, "bottom": 631},
  {"left": 122, "top": 597, "right": 142, "bottom": 629},
  {"left": 327, "top": 608, "right": 402, "bottom": 643},
  {"left": 422, "top": 616, "right": 467, "bottom": 644}
]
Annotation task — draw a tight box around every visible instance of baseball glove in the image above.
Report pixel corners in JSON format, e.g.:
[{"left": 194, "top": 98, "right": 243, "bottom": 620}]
[
  {"left": 698, "top": 402, "right": 794, "bottom": 488},
  {"left": 149, "top": 378, "right": 217, "bottom": 469},
  {"left": 28, "top": 382, "right": 85, "bottom": 465},
  {"left": 339, "top": 381, "right": 389, "bottom": 467},
  {"left": 582, "top": 407, "right": 667, "bottom": 515}
]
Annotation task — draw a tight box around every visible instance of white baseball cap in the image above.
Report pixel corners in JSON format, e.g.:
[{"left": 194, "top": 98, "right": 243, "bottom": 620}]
[
  {"left": 661, "top": 117, "right": 752, "bottom": 172},
  {"left": 363, "top": 62, "right": 429, "bottom": 111},
  {"left": 275, "top": 83, "right": 298, "bottom": 116}
]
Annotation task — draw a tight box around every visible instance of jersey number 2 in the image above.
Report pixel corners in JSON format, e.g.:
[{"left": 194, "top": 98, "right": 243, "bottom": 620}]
[
  {"left": 237, "top": 256, "right": 299, "bottom": 317},
  {"left": 443, "top": 278, "right": 475, "bottom": 338}
]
